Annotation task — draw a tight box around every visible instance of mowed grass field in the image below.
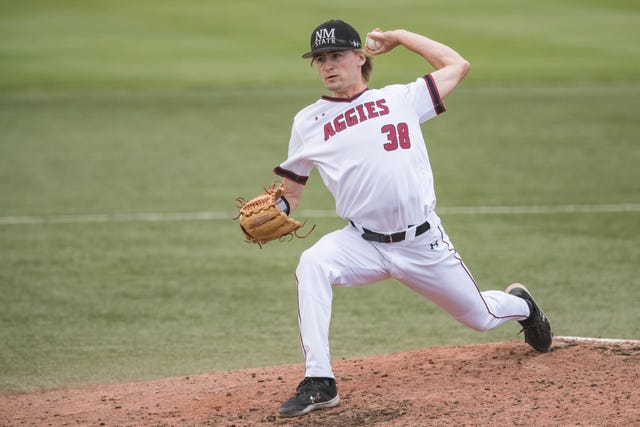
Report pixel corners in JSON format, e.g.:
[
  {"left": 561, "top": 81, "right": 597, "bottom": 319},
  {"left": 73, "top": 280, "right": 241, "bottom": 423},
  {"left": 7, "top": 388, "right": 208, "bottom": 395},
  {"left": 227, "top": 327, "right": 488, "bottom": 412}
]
[{"left": 1, "top": 0, "right": 639, "bottom": 392}]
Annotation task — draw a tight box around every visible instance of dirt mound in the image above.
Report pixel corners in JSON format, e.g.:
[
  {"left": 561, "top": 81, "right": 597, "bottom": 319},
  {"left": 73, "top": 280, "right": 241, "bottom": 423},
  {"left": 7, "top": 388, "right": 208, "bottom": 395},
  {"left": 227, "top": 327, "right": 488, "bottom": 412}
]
[{"left": 2, "top": 339, "right": 639, "bottom": 426}]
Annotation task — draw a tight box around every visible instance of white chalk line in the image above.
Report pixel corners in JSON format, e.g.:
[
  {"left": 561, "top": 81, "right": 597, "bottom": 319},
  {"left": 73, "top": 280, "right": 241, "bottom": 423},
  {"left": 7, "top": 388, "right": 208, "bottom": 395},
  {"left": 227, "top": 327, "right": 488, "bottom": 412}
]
[
  {"left": 555, "top": 336, "right": 640, "bottom": 345},
  {"left": 1, "top": 203, "right": 639, "bottom": 225},
  {"left": 0, "top": 211, "right": 232, "bottom": 225}
]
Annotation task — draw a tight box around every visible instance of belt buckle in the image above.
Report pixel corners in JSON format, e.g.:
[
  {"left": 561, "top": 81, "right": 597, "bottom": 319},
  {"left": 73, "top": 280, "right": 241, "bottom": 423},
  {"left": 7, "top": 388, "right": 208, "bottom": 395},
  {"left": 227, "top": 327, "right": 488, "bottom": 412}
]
[{"left": 389, "top": 232, "right": 404, "bottom": 243}]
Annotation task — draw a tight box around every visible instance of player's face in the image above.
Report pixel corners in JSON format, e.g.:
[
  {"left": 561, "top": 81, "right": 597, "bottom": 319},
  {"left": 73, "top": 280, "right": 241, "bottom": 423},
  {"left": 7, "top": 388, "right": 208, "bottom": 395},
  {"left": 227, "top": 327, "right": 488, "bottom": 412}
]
[{"left": 313, "top": 50, "right": 366, "bottom": 98}]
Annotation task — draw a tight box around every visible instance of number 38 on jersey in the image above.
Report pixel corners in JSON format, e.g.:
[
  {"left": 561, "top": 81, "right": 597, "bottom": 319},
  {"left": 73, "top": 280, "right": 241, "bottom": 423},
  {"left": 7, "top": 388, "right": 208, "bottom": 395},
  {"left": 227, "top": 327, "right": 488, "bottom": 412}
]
[{"left": 381, "top": 122, "right": 411, "bottom": 151}]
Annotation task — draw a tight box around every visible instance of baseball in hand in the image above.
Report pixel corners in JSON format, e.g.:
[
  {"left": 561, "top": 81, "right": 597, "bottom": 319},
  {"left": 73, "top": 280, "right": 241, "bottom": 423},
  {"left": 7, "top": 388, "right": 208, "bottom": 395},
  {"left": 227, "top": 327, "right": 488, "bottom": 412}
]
[{"left": 366, "top": 36, "right": 382, "bottom": 51}]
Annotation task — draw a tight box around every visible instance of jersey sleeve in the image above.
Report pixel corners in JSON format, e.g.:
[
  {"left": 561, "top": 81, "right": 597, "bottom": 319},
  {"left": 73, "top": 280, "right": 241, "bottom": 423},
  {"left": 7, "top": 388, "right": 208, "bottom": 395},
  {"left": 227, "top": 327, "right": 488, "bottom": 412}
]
[
  {"left": 273, "top": 120, "right": 313, "bottom": 185},
  {"left": 405, "top": 73, "right": 446, "bottom": 123}
]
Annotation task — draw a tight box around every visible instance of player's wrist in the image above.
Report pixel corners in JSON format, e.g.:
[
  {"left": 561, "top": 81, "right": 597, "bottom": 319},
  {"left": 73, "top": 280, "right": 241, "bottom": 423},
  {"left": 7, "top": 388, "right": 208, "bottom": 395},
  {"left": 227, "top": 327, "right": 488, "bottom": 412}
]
[{"left": 276, "top": 196, "right": 290, "bottom": 215}]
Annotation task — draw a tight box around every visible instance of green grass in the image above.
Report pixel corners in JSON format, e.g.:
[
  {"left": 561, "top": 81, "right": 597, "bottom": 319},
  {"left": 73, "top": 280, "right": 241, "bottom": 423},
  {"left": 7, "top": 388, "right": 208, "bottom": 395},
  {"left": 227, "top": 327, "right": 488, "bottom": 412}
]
[
  {"left": 1, "top": 0, "right": 639, "bottom": 393},
  {"left": 1, "top": 0, "right": 638, "bottom": 90}
]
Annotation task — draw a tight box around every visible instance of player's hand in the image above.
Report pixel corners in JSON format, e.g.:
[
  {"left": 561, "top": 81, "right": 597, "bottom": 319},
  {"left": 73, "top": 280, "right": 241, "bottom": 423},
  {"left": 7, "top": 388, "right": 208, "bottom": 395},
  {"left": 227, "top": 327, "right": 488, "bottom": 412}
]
[{"left": 364, "top": 28, "right": 399, "bottom": 55}]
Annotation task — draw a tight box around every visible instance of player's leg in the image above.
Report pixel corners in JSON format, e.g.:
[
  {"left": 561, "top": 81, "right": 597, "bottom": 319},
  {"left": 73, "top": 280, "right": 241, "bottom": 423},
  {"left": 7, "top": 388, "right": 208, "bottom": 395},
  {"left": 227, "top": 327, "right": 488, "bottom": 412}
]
[
  {"left": 394, "top": 224, "right": 531, "bottom": 331},
  {"left": 295, "top": 224, "right": 390, "bottom": 377},
  {"left": 279, "top": 225, "right": 390, "bottom": 417}
]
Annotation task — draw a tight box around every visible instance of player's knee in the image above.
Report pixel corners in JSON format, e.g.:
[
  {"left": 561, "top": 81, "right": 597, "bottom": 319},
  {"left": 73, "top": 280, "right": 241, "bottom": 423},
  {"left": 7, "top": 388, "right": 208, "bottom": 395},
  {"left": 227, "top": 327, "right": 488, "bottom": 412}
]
[
  {"left": 468, "top": 321, "right": 493, "bottom": 332},
  {"left": 455, "top": 313, "right": 495, "bottom": 332},
  {"left": 298, "top": 246, "right": 318, "bottom": 268},
  {"left": 296, "top": 247, "right": 331, "bottom": 281}
]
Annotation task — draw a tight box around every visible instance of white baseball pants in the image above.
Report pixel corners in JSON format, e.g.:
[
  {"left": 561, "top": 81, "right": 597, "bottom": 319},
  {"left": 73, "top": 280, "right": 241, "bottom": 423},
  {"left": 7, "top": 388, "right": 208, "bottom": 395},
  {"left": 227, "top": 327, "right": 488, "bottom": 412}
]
[{"left": 295, "top": 218, "right": 530, "bottom": 379}]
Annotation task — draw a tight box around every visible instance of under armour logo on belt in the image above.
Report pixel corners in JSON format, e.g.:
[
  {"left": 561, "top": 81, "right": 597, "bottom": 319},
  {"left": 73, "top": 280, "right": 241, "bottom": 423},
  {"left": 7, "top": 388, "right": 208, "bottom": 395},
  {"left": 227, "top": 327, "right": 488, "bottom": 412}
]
[{"left": 430, "top": 240, "right": 439, "bottom": 249}]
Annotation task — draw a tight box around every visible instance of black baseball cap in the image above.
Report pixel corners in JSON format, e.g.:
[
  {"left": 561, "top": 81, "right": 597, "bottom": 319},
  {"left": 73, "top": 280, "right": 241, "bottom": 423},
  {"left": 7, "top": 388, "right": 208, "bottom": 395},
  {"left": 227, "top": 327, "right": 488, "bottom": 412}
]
[{"left": 302, "top": 19, "right": 362, "bottom": 59}]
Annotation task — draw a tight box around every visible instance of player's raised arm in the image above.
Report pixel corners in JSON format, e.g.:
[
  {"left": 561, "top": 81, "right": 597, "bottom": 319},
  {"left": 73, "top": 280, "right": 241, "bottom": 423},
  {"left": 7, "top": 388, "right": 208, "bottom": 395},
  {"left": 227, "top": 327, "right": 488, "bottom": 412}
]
[{"left": 365, "top": 29, "right": 470, "bottom": 99}]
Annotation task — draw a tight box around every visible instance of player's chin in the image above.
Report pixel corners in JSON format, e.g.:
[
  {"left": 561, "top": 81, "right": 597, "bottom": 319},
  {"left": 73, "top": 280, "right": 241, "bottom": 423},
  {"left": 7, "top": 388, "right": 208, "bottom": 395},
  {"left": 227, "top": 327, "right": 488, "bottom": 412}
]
[
  {"left": 323, "top": 76, "right": 339, "bottom": 87},
  {"left": 323, "top": 81, "right": 344, "bottom": 94}
]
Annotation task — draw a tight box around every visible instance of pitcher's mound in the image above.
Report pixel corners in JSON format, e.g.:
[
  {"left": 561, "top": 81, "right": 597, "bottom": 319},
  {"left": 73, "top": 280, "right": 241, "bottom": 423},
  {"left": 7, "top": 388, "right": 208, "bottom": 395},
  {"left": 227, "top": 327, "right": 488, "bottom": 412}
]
[{"left": 2, "top": 339, "right": 639, "bottom": 426}]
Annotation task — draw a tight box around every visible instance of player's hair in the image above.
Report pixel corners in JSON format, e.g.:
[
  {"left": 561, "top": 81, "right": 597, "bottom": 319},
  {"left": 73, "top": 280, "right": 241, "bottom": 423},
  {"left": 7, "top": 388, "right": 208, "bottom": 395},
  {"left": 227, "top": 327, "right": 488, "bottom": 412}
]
[
  {"left": 310, "top": 50, "right": 374, "bottom": 83},
  {"left": 361, "top": 54, "right": 373, "bottom": 82}
]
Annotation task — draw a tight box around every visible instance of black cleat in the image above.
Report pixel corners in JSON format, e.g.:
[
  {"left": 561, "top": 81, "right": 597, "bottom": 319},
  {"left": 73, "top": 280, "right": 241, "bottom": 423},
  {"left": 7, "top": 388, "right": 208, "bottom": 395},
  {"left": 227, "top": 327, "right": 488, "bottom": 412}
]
[
  {"left": 506, "top": 283, "right": 553, "bottom": 352},
  {"left": 278, "top": 377, "right": 339, "bottom": 418}
]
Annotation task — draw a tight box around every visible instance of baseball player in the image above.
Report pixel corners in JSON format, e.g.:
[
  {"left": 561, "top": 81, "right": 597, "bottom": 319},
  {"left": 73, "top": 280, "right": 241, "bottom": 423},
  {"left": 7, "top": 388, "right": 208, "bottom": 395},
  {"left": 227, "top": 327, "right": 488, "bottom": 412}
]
[{"left": 272, "top": 19, "right": 552, "bottom": 418}]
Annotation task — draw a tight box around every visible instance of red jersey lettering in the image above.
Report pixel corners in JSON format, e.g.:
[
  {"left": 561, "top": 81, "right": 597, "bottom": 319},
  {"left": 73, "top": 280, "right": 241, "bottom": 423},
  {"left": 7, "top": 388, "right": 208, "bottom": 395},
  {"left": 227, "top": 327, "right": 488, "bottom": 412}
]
[{"left": 323, "top": 98, "right": 390, "bottom": 141}]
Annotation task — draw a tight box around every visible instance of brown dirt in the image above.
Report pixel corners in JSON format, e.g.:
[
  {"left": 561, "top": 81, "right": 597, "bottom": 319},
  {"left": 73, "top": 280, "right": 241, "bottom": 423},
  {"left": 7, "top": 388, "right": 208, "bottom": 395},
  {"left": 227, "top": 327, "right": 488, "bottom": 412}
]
[{"left": 1, "top": 338, "right": 639, "bottom": 427}]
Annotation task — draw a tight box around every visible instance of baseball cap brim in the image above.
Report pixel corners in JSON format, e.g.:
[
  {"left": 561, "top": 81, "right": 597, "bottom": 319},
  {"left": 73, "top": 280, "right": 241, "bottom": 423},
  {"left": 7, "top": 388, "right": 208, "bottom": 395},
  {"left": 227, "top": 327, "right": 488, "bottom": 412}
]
[{"left": 302, "top": 45, "right": 356, "bottom": 59}]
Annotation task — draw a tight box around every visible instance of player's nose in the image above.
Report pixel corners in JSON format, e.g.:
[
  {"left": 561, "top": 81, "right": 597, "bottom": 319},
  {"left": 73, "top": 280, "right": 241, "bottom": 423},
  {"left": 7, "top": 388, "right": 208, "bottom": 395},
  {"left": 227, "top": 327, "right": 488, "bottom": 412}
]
[{"left": 321, "top": 61, "right": 334, "bottom": 70}]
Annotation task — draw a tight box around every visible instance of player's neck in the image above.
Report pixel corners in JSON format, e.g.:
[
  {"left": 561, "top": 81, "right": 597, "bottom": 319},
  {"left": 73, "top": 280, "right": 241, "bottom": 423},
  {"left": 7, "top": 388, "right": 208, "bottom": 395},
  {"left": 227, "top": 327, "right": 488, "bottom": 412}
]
[{"left": 330, "top": 82, "right": 368, "bottom": 100}]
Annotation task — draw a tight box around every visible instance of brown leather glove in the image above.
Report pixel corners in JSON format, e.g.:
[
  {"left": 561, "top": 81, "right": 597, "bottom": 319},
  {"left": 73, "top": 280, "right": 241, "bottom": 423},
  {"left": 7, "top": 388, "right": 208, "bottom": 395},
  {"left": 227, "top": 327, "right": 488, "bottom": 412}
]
[{"left": 235, "top": 182, "right": 313, "bottom": 247}]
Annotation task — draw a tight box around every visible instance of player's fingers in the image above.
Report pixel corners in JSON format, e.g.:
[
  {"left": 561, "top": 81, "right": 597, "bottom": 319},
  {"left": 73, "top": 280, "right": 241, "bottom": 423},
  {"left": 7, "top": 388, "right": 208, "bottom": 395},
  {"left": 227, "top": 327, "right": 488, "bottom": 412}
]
[
  {"left": 365, "top": 29, "right": 386, "bottom": 55},
  {"left": 366, "top": 29, "right": 384, "bottom": 42}
]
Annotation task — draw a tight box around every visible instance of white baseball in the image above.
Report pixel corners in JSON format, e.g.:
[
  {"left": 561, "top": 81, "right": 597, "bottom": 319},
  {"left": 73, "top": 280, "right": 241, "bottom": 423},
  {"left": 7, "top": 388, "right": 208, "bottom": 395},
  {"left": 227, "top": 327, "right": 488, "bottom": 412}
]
[{"left": 366, "top": 36, "right": 382, "bottom": 51}]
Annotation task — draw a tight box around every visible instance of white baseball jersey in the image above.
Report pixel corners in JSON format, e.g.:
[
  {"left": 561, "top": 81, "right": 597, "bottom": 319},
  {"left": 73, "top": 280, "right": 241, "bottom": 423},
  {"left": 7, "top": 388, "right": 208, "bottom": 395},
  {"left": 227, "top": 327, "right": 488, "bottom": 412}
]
[{"left": 275, "top": 74, "right": 445, "bottom": 233}]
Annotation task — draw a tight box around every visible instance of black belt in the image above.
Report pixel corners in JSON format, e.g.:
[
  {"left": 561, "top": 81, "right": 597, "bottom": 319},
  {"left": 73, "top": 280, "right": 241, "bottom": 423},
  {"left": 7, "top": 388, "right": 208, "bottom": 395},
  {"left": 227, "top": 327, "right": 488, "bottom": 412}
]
[{"left": 350, "top": 219, "right": 431, "bottom": 243}]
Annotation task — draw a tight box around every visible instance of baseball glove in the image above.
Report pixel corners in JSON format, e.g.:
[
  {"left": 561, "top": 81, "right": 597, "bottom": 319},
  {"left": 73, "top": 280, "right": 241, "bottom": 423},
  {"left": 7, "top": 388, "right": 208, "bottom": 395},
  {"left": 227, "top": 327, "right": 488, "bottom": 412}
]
[{"left": 234, "top": 182, "right": 314, "bottom": 247}]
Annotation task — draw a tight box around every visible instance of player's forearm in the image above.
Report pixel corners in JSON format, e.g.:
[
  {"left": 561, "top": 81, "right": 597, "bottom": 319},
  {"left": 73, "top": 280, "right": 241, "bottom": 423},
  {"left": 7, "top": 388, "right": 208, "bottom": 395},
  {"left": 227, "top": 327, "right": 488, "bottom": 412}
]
[
  {"left": 386, "top": 29, "right": 470, "bottom": 98},
  {"left": 281, "top": 177, "right": 304, "bottom": 213},
  {"left": 388, "top": 29, "right": 468, "bottom": 70}
]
